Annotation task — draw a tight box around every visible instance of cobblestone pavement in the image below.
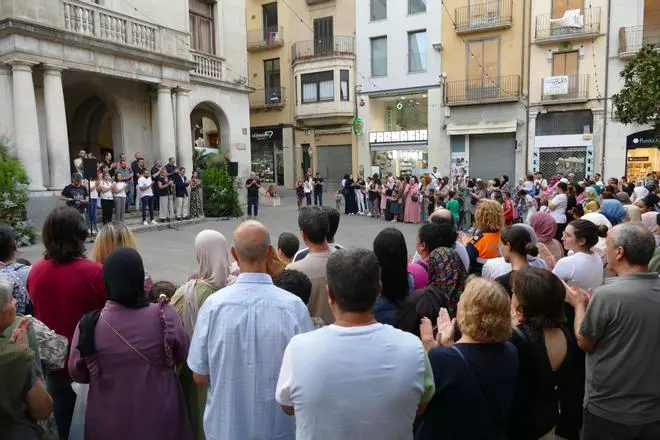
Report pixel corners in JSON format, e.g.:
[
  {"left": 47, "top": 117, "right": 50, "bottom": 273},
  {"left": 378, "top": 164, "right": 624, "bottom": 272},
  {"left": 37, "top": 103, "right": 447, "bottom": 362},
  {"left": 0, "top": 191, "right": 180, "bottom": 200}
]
[{"left": 18, "top": 191, "right": 422, "bottom": 285}]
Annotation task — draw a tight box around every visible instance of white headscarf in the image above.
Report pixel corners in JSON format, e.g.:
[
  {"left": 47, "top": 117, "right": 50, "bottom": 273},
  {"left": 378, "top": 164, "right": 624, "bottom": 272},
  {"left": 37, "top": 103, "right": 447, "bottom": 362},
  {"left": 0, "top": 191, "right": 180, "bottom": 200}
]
[{"left": 181, "top": 230, "right": 231, "bottom": 336}]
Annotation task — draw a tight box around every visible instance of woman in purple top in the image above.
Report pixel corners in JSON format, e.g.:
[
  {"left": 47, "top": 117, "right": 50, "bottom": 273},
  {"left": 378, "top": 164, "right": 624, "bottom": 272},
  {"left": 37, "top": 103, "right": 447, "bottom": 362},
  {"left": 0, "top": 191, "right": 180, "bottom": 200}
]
[{"left": 68, "top": 248, "right": 192, "bottom": 440}]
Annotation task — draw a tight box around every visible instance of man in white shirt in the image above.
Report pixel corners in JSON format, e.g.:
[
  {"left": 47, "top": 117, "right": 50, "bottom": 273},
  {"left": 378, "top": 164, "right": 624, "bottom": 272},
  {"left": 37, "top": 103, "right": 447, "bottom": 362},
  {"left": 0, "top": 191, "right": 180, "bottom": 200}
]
[
  {"left": 137, "top": 169, "right": 156, "bottom": 225},
  {"left": 276, "top": 248, "right": 435, "bottom": 440}
]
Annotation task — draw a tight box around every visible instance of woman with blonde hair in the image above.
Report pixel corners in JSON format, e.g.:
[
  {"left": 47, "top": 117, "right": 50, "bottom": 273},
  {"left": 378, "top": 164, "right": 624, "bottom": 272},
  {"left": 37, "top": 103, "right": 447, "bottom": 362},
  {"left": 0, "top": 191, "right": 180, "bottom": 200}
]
[
  {"left": 91, "top": 221, "right": 153, "bottom": 292},
  {"left": 459, "top": 199, "right": 504, "bottom": 275},
  {"left": 417, "top": 278, "right": 518, "bottom": 440},
  {"left": 170, "top": 230, "right": 233, "bottom": 440},
  {"left": 582, "top": 187, "right": 599, "bottom": 213}
]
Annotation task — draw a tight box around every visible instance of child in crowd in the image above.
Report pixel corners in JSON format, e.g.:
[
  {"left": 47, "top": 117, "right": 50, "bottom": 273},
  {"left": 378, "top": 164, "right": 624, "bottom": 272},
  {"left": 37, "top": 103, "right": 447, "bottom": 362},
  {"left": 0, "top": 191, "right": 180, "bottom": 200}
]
[
  {"left": 296, "top": 180, "right": 305, "bottom": 210},
  {"left": 273, "top": 269, "right": 325, "bottom": 329},
  {"left": 446, "top": 190, "right": 460, "bottom": 227},
  {"left": 277, "top": 232, "right": 300, "bottom": 266},
  {"left": 502, "top": 191, "right": 515, "bottom": 226},
  {"left": 335, "top": 189, "right": 343, "bottom": 211},
  {"left": 149, "top": 281, "right": 177, "bottom": 303}
]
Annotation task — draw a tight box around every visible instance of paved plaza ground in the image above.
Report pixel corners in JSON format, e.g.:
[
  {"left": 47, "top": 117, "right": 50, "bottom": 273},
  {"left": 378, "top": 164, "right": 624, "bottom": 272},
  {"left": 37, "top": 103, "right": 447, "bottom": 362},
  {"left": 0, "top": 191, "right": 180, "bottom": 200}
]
[{"left": 18, "top": 192, "right": 422, "bottom": 285}]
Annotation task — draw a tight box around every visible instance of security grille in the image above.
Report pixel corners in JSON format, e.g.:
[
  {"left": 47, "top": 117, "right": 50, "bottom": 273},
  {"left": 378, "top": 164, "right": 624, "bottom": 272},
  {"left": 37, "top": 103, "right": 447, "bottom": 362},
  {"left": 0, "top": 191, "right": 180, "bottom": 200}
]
[{"left": 538, "top": 147, "right": 587, "bottom": 180}]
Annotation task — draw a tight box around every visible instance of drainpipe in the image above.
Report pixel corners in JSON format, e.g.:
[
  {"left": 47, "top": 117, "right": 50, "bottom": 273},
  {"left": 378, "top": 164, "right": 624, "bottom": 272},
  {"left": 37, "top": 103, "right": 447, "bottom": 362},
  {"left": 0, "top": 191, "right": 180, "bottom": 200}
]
[
  {"left": 600, "top": 0, "right": 612, "bottom": 176},
  {"left": 524, "top": 0, "right": 532, "bottom": 174}
]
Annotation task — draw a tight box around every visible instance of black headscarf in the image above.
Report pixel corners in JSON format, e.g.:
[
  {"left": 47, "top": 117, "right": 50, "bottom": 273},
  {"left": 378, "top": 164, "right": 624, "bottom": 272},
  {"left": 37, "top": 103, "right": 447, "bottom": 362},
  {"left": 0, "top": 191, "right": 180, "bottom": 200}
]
[{"left": 78, "top": 247, "right": 150, "bottom": 356}]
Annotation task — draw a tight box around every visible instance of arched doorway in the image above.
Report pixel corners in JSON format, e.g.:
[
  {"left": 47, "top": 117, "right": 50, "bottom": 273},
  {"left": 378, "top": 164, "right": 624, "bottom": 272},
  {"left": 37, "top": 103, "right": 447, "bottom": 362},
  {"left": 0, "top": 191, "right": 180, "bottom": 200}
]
[
  {"left": 64, "top": 85, "right": 123, "bottom": 167},
  {"left": 190, "top": 101, "right": 230, "bottom": 159}
]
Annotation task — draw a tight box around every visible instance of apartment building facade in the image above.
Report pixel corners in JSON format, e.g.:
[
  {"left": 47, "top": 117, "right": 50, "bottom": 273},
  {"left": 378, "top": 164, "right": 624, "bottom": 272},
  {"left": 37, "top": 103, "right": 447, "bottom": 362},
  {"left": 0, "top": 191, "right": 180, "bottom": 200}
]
[
  {"left": 441, "top": 0, "right": 529, "bottom": 182},
  {"left": 605, "top": 0, "right": 660, "bottom": 181},
  {"left": 247, "top": 0, "right": 356, "bottom": 189},
  {"left": 356, "top": 0, "right": 445, "bottom": 179},
  {"left": 0, "top": 0, "right": 251, "bottom": 218},
  {"left": 527, "top": 0, "right": 608, "bottom": 180}
]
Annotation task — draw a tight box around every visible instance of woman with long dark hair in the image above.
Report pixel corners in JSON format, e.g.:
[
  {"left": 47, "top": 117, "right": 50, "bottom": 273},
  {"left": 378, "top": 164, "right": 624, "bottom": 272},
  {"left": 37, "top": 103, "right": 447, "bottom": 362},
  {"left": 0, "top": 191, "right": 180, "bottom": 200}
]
[{"left": 372, "top": 228, "right": 411, "bottom": 324}]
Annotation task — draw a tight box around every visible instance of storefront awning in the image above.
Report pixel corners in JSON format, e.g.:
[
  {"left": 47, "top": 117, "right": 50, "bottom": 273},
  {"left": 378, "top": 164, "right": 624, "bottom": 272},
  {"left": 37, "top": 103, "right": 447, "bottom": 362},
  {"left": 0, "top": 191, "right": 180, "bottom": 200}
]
[
  {"left": 446, "top": 120, "right": 518, "bottom": 136},
  {"left": 370, "top": 142, "right": 428, "bottom": 151}
]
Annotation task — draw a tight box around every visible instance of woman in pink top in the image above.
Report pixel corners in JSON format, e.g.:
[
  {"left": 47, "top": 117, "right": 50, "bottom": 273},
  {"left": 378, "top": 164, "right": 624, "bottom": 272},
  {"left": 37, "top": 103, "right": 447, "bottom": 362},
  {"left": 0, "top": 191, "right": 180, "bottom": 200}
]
[
  {"left": 408, "top": 223, "right": 459, "bottom": 289},
  {"left": 404, "top": 176, "right": 422, "bottom": 224}
]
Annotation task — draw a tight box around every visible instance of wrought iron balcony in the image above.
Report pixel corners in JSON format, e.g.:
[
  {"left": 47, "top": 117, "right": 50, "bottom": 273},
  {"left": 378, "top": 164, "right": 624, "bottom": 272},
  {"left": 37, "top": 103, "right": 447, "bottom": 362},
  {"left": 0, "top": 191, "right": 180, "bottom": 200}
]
[
  {"left": 535, "top": 7, "right": 601, "bottom": 43},
  {"left": 444, "top": 75, "right": 521, "bottom": 106},
  {"left": 247, "top": 26, "right": 285, "bottom": 52},
  {"left": 540, "top": 74, "right": 590, "bottom": 103},
  {"left": 618, "top": 25, "right": 660, "bottom": 59},
  {"left": 454, "top": 0, "right": 513, "bottom": 35},
  {"left": 291, "top": 36, "right": 355, "bottom": 63},
  {"left": 250, "top": 87, "right": 286, "bottom": 110}
]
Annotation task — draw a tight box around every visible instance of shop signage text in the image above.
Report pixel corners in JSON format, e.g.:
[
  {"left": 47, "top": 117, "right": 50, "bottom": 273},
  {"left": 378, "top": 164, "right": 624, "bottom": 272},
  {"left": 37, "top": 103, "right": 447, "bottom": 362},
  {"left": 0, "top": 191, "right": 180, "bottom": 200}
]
[
  {"left": 627, "top": 130, "right": 660, "bottom": 148},
  {"left": 369, "top": 130, "right": 428, "bottom": 144},
  {"left": 252, "top": 130, "right": 273, "bottom": 141},
  {"left": 543, "top": 76, "right": 569, "bottom": 96}
]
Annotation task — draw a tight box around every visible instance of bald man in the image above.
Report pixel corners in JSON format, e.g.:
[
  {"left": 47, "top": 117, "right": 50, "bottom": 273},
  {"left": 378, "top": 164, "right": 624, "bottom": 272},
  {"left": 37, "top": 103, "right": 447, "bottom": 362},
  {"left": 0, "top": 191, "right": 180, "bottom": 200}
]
[
  {"left": 411, "top": 208, "right": 470, "bottom": 272},
  {"left": 188, "top": 220, "right": 313, "bottom": 440}
]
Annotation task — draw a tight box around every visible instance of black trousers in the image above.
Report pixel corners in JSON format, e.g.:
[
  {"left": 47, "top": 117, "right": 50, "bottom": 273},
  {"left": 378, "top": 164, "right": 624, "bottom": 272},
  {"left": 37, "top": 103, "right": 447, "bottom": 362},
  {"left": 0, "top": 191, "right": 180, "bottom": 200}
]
[
  {"left": 101, "top": 199, "right": 114, "bottom": 224},
  {"left": 247, "top": 196, "right": 259, "bottom": 217},
  {"left": 582, "top": 409, "right": 660, "bottom": 440}
]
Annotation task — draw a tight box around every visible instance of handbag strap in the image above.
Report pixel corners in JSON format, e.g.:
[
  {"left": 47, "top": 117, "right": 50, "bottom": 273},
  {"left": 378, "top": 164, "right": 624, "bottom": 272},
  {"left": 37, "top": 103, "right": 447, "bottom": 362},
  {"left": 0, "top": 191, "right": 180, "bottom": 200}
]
[{"left": 101, "top": 314, "right": 172, "bottom": 372}]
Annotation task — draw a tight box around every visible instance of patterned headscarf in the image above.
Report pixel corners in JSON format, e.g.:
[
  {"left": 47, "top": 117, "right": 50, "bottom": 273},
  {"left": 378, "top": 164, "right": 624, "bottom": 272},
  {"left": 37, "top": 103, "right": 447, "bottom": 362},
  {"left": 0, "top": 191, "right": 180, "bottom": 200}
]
[{"left": 427, "top": 247, "right": 467, "bottom": 317}]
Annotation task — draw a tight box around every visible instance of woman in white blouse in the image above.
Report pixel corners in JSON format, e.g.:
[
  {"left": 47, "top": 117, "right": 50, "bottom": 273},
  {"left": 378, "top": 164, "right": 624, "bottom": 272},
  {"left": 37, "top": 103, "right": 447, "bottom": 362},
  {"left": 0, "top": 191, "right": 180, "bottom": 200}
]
[
  {"left": 112, "top": 174, "right": 127, "bottom": 222},
  {"left": 99, "top": 171, "right": 115, "bottom": 224},
  {"left": 553, "top": 219, "right": 604, "bottom": 290}
]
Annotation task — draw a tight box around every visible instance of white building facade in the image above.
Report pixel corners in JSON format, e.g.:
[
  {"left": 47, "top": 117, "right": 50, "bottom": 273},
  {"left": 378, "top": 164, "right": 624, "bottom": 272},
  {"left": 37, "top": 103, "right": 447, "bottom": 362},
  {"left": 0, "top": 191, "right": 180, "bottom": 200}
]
[
  {"left": 356, "top": 0, "right": 446, "bottom": 178},
  {"left": 0, "top": 0, "right": 251, "bottom": 219},
  {"left": 604, "top": 0, "right": 660, "bottom": 181}
]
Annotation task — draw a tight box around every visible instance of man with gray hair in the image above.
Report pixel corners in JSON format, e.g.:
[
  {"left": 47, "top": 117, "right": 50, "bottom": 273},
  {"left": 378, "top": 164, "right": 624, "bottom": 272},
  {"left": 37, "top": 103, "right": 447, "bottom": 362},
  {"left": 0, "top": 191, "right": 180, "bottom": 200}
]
[
  {"left": 188, "top": 220, "right": 312, "bottom": 440},
  {"left": 276, "top": 249, "right": 434, "bottom": 439},
  {"left": 411, "top": 208, "right": 469, "bottom": 272},
  {"left": 566, "top": 223, "right": 660, "bottom": 439}
]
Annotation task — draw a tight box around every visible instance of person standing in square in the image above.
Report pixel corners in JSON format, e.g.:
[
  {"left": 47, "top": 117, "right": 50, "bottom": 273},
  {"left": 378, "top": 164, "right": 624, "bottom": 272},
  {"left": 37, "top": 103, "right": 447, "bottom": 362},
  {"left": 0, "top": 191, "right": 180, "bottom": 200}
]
[
  {"left": 246, "top": 172, "right": 260, "bottom": 217},
  {"left": 313, "top": 172, "right": 324, "bottom": 206}
]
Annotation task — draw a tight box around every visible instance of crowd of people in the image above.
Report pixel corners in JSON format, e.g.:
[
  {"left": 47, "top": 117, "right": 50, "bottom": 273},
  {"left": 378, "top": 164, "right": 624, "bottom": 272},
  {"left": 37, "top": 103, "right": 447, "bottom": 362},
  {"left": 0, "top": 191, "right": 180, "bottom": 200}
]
[
  {"left": 1, "top": 167, "right": 660, "bottom": 440},
  {"left": 61, "top": 150, "right": 204, "bottom": 233}
]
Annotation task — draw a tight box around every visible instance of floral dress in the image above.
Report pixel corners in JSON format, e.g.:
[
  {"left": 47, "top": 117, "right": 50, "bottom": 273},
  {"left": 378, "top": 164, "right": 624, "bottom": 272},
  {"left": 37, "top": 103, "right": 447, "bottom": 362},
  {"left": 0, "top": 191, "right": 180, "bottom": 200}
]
[{"left": 189, "top": 178, "right": 203, "bottom": 217}]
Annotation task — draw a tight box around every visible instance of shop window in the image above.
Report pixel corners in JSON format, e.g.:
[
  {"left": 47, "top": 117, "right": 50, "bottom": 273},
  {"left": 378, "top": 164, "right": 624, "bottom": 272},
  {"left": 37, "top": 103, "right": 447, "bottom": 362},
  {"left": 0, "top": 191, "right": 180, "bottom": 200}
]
[
  {"left": 340, "top": 70, "right": 349, "bottom": 101},
  {"left": 371, "top": 0, "right": 387, "bottom": 21},
  {"left": 408, "top": 30, "right": 427, "bottom": 73},
  {"left": 301, "top": 71, "right": 334, "bottom": 103},
  {"left": 409, "top": 0, "right": 426, "bottom": 15},
  {"left": 190, "top": 0, "right": 215, "bottom": 54},
  {"left": 371, "top": 37, "right": 387, "bottom": 77}
]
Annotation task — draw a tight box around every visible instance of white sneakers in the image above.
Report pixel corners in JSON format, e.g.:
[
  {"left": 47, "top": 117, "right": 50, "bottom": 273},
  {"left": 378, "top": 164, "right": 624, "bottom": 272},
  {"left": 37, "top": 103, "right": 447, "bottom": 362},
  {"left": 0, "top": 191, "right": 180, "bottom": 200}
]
[
  {"left": 143, "top": 221, "right": 148, "bottom": 226},
  {"left": 151, "top": 220, "right": 158, "bottom": 225}
]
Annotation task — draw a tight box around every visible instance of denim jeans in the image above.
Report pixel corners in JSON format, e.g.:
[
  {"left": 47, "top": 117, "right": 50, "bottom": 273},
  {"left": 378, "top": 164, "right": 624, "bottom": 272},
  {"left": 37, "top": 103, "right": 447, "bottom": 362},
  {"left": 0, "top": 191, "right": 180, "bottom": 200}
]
[
  {"left": 247, "top": 196, "right": 259, "bottom": 217},
  {"left": 46, "top": 374, "right": 76, "bottom": 440},
  {"left": 142, "top": 195, "right": 154, "bottom": 221},
  {"left": 87, "top": 198, "right": 98, "bottom": 229},
  {"left": 305, "top": 192, "right": 312, "bottom": 206},
  {"left": 126, "top": 185, "right": 134, "bottom": 209},
  {"left": 314, "top": 191, "right": 323, "bottom": 205}
]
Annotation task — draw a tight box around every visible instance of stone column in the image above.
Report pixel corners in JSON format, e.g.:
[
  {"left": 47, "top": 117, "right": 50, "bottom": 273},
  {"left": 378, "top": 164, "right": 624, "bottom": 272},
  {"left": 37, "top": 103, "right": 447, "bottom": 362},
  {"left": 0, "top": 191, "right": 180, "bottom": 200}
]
[
  {"left": 0, "top": 67, "right": 14, "bottom": 151},
  {"left": 10, "top": 61, "right": 45, "bottom": 190},
  {"left": 43, "top": 66, "right": 71, "bottom": 189},
  {"left": 157, "top": 85, "right": 176, "bottom": 162},
  {"left": 175, "top": 89, "right": 193, "bottom": 174}
]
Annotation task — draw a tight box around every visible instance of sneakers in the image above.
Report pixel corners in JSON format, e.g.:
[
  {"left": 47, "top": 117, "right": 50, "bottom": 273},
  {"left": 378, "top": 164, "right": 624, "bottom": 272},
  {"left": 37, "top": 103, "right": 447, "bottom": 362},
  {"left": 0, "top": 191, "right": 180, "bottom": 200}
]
[
  {"left": 143, "top": 221, "right": 148, "bottom": 226},
  {"left": 151, "top": 220, "right": 158, "bottom": 225}
]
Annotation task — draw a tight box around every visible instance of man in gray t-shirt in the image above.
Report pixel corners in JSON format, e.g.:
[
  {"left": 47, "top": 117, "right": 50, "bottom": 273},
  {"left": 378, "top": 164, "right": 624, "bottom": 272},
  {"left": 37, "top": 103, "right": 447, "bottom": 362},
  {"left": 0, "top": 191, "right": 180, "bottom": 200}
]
[{"left": 566, "top": 223, "right": 660, "bottom": 440}]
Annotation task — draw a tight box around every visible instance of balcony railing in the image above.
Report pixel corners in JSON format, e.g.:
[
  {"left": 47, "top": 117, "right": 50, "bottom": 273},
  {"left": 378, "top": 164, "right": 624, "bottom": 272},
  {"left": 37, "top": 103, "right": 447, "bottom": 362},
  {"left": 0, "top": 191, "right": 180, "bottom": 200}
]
[
  {"left": 541, "top": 74, "right": 590, "bottom": 102},
  {"left": 291, "top": 36, "right": 355, "bottom": 63},
  {"left": 250, "top": 87, "right": 286, "bottom": 110},
  {"left": 247, "top": 26, "right": 284, "bottom": 52},
  {"left": 535, "top": 7, "right": 601, "bottom": 42},
  {"left": 445, "top": 75, "right": 521, "bottom": 106},
  {"left": 306, "top": 0, "right": 332, "bottom": 4},
  {"left": 191, "top": 51, "right": 224, "bottom": 81},
  {"left": 63, "top": 0, "right": 158, "bottom": 51},
  {"left": 454, "top": 0, "right": 513, "bottom": 34},
  {"left": 618, "top": 25, "right": 660, "bottom": 57}
]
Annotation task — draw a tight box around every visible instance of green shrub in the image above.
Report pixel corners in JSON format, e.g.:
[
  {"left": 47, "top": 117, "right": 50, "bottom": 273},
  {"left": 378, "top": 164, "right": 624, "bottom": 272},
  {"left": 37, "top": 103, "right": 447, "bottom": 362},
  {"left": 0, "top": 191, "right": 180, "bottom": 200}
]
[
  {"left": 202, "top": 162, "right": 243, "bottom": 218},
  {"left": 0, "top": 140, "right": 36, "bottom": 246}
]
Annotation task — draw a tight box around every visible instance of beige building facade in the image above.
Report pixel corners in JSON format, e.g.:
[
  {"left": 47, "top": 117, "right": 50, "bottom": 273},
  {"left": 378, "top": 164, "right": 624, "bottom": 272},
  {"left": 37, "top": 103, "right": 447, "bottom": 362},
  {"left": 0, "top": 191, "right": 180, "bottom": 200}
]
[
  {"left": 247, "top": 0, "right": 356, "bottom": 190},
  {"left": 527, "top": 0, "right": 608, "bottom": 180},
  {"left": 440, "top": 0, "right": 529, "bottom": 181}
]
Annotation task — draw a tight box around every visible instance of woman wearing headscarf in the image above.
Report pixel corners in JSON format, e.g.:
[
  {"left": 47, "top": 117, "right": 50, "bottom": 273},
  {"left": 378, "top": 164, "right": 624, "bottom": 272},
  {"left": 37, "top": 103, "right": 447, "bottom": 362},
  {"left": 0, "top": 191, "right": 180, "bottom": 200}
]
[
  {"left": 394, "top": 246, "right": 467, "bottom": 337},
  {"left": 624, "top": 204, "right": 642, "bottom": 222},
  {"left": 68, "top": 248, "right": 192, "bottom": 440},
  {"left": 641, "top": 211, "right": 660, "bottom": 246},
  {"left": 529, "top": 212, "right": 564, "bottom": 269},
  {"left": 582, "top": 187, "right": 599, "bottom": 213},
  {"left": 171, "top": 230, "right": 231, "bottom": 439},
  {"left": 600, "top": 199, "right": 627, "bottom": 226}
]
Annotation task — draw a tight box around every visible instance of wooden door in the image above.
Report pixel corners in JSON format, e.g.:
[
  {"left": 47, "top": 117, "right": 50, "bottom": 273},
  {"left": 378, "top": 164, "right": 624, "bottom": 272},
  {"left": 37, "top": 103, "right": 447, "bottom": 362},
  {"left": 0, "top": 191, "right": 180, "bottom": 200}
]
[
  {"left": 552, "top": 51, "right": 579, "bottom": 97},
  {"left": 552, "top": 0, "right": 584, "bottom": 18}
]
